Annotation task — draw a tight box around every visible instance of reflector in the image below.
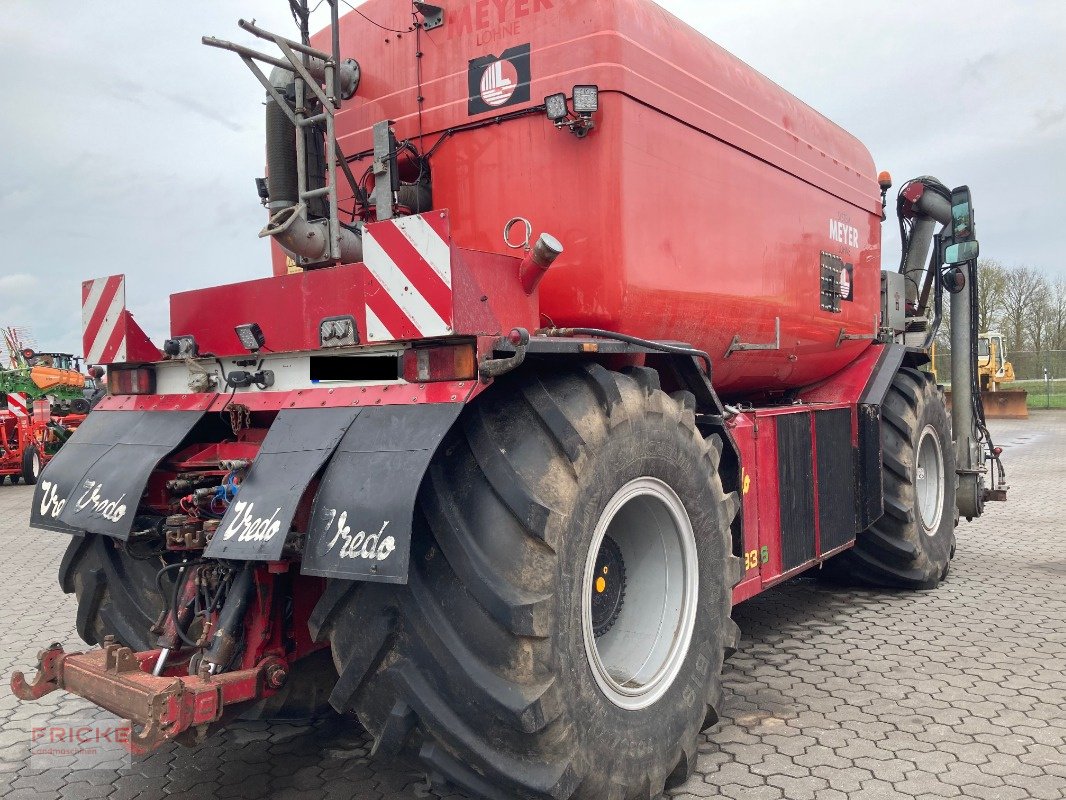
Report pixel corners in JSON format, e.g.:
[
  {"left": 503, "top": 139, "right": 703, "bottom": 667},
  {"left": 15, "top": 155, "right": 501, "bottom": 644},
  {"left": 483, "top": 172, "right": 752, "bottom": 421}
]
[{"left": 107, "top": 366, "right": 156, "bottom": 395}]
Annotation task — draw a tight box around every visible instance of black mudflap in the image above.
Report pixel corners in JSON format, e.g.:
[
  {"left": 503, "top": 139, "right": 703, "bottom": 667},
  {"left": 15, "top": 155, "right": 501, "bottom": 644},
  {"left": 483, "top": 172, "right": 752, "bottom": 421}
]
[
  {"left": 31, "top": 410, "right": 205, "bottom": 538},
  {"left": 301, "top": 404, "right": 462, "bottom": 584},
  {"left": 204, "top": 407, "right": 361, "bottom": 562}
]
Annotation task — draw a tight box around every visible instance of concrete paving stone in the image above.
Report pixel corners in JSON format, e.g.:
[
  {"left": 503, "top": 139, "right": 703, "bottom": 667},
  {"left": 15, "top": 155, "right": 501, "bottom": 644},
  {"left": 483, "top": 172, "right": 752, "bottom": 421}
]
[
  {"left": 0, "top": 416, "right": 1062, "bottom": 799},
  {"left": 810, "top": 765, "right": 874, "bottom": 793},
  {"left": 763, "top": 773, "right": 829, "bottom": 799},
  {"left": 718, "top": 784, "right": 782, "bottom": 800},
  {"left": 1001, "top": 773, "right": 1066, "bottom": 800},
  {"left": 961, "top": 785, "right": 1039, "bottom": 800},
  {"left": 890, "top": 774, "right": 963, "bottom": 797},
  {"left": 58, "top": 781, "right": 116, "bottom": 800}
]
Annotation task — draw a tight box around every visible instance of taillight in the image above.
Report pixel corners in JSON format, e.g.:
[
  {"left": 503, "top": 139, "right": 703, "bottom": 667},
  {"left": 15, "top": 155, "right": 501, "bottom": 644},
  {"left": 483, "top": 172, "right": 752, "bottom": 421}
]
[
  {"left": 107, "top": 366, "right": 156, "bottom": 395},
  {"left": 402, "top": 343, "right": 476, "bottom": 383}
]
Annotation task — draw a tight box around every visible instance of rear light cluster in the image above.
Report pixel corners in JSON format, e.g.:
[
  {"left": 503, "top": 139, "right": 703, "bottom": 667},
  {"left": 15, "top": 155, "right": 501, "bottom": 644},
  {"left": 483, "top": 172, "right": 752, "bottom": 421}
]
[
  {"left": 402, "top": 342, "right": 476, "bottom": 383},
  {"left": 107, "top": 366, "right": 156, "bottom": 395}
]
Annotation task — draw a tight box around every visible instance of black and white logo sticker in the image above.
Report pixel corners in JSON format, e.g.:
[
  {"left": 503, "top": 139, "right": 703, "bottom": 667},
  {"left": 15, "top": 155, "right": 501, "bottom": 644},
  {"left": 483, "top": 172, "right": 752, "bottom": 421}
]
[
  {"left": 839, "top": 263, "right": 854, "bottom": 301},
  {"left": 468, "top": 44, "right": 531, "bottom": 115}
]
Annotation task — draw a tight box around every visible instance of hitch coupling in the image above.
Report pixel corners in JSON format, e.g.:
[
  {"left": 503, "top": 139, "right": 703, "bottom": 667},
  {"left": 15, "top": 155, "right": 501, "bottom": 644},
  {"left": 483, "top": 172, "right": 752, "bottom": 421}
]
[{"left": 11, "top": 639, "right": 287, "bottom": 754}]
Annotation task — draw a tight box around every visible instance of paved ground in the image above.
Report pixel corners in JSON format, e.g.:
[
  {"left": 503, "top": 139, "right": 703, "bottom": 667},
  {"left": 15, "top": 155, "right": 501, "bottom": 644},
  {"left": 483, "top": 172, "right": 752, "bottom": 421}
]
[{"left": 0, "top": 414, "right": 1063, "bottom": 800}]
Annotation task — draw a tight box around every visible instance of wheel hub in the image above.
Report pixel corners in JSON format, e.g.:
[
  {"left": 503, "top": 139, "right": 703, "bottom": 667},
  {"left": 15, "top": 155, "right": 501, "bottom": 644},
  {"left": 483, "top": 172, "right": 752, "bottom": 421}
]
[
  {"left": 590, "top": 536, "right": 626, "bottom": 638},
  {"left": 581, "top": 477, "right": 699, "bottom": 711},
  {"left": 916, "top": 425, "right": 945, "bottom": 534}
]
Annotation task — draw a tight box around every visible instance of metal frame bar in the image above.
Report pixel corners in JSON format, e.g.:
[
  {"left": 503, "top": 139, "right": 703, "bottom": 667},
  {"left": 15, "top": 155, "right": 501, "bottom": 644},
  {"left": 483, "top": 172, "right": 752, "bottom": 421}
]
[{"left": 203, "top": 0, "right": 347, "bottom": 264}]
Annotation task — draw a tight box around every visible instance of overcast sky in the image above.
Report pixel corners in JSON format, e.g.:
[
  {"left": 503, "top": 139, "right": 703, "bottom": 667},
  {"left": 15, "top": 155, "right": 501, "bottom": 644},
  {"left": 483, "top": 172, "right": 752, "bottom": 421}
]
[{"left": 1, "top": 1, "right": 1063, "bottom": 356}]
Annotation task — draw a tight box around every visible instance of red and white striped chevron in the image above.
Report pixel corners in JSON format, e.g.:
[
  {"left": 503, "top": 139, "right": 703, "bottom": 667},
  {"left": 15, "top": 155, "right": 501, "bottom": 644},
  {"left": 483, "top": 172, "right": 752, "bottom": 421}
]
[
  {"left": 6, "top": 393, "right": 28, "bottom": 418},
  {"left": 362, "top": 214, "right": 453, "bottom": 343},
  {"left": 82, "top": 275, "right": 128, "bottom": 364}
]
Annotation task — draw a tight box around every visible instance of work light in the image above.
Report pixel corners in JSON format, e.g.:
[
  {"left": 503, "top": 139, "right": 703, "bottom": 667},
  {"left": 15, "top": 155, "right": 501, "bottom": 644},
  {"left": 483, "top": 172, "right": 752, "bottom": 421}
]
[
  {"left": 572, "top": 85, "right": 599, "bottom": 116},
  {"left": 545, "top": 93, "right": 569, "bottom": 122},
  {"left": 234, "top": 322, "right": 266, "bottom": 353}
]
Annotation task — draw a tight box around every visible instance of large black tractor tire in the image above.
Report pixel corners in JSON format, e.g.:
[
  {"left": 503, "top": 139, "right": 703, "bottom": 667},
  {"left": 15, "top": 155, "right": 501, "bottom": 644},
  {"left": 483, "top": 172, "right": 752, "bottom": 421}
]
[
  {"left": 315, "top": 365, "right": 743, "bottom": 800},
  {"left": 824, "top": 367, "right": 956, "bottom": 589},
  {"left": 59, "top": 534, "right": 337, "bottom": 720},
  {"left": 21, "top": 446, "right": 42, "bottom": 486}
]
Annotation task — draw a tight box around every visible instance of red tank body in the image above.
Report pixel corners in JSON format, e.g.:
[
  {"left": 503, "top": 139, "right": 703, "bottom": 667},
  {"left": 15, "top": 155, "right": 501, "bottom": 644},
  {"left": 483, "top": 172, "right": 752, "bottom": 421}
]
[{"left": 295, "top": 0, "right": 883, "bottom": 395}]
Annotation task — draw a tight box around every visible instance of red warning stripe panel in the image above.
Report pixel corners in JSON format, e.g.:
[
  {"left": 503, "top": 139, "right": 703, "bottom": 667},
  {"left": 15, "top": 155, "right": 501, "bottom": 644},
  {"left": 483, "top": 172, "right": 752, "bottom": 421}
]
[
  {"left": 96, "top": 316, "right": 127, "bottom": 366},
  {"left": 6, "top": 393, "right": 28, "bottom": 418},
  {"left": 361, "top": 213, "right": 454, "bottom": 342},
  {"left": 362, "top": 269, "right": 420, "bottom": 343},
  {"left": 367, "top": 221, "right": 453, "bottom": 323},
  {"left": 82, "top": 275, "right": 127, "bottom": 364}
]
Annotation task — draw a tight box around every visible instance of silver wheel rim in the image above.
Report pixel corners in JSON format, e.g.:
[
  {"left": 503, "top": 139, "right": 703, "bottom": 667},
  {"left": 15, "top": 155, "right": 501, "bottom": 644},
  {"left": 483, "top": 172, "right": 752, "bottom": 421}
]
[
  {"left": 915, "top": 425, "right": 944, "bottom": 534},
  {"left": 32, "top": 452, "right": 40, "bottom": 477},
  {"left": 581, "top": 477, "right": 699, "bottom": 710}
]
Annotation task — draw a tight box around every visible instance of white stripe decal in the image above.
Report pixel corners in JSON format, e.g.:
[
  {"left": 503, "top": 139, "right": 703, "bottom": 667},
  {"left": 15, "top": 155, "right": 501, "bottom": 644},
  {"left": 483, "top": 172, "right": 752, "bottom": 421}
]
[
  {"left": 81, "top": 279, "right": 107, "bottom": 332},
  {"left": 85, "top": 286, "right": 126, "bottom": 363},
  {"left": 364, "top": 307, "right": 394, "bottom": 343},
  {"left": 394, "top": 215, "right": 452, "bottom": 287},
  {"left": 363, "top": 230, "right": 449, "bottom": 336},
  {"left": 7, "top": 394, "right": 28, "bottom": 417}
]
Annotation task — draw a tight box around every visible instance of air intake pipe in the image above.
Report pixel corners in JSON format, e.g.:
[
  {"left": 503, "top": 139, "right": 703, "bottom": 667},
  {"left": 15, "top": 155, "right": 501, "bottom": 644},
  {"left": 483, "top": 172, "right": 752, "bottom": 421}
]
[{"left": 262, "top": 63, "right": 363, "bottom": 265}]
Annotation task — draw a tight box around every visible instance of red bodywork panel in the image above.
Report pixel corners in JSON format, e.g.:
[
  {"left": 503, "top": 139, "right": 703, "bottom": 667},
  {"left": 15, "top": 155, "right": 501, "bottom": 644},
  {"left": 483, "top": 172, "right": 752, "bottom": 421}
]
[
  {"left": 171, "top": 213, "right": 537, "bottom": 357},
  {"left": 731, "top": 345, "right": 887, "bottom": 603}
]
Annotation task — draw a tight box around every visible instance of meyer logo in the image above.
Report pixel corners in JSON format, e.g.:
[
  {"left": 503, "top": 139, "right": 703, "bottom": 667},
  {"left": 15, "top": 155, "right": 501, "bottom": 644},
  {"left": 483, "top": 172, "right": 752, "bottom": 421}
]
[
  {"left": 468, "top": 44, "right": 531, "bottom": 115},
  {"left": 829, "top": 217, "right": 860, "bottom": 250},
  {"left": 452, "top": 0, "right": 555, "bottom": 44}
]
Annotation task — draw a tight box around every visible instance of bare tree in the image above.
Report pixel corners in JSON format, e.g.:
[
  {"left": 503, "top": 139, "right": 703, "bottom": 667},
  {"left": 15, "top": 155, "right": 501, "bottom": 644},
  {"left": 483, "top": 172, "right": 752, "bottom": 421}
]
[
  {"left": 976, "top": 258, "right": 1007, "bottom": 333},
  {"left": 1001, "top": 265, "right": 1047, "bottom": 352},
  {"left": 1025, "top": 293, "right": 1053, "bottom": 353},
  {"left": 1049, "top": 277, "right": 1066, "bottom": 351}
]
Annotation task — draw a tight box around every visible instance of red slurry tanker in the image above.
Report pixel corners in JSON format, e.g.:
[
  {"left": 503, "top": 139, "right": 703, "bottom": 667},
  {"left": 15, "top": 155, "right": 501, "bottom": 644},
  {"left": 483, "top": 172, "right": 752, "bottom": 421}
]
[{"left": 12, "top": 2, "right": 1005, "bottom": 797}]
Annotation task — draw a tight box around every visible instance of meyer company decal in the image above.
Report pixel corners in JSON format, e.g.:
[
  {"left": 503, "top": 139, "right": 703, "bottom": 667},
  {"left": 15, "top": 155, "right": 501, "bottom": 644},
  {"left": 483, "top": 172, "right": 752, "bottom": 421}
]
[
  {"left": 829, "top": 213, "right": 857, "bottom": 301},
  {"left": 321, "top": 509, "right": 396, "bottom": 562},
  {"left": 829, "top": 213, "right": 860, "bottom": 254},
  {"left": 838, "top": 262, "right": 854, "bottom": 302},
  {"left": 468, "top": 43, "right": 531, "bottom": 114},
  {"left": 452, "top": 0, "right": 555, "bottom": 45}
]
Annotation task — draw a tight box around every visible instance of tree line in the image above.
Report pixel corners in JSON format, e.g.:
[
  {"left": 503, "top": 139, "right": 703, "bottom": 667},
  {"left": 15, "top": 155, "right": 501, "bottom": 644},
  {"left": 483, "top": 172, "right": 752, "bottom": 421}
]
[{"left": 937, "top": 259, "right": 1066, "bottom": 354}]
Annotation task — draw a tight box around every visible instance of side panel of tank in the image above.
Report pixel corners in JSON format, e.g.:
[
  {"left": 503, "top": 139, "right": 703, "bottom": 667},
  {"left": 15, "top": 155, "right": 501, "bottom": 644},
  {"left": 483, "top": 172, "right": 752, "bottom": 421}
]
[
  {"left": 539, "top": 97, "right": 883, "bottom": 396},
  {"left": 313, "top": 0, "right": 883, "bottom": 394}
]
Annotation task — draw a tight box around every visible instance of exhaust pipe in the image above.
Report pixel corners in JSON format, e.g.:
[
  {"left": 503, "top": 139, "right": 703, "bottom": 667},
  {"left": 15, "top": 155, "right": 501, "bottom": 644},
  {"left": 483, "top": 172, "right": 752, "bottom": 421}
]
[{"left": 260, "top": 204, "right": 362, "bottom": 264}]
